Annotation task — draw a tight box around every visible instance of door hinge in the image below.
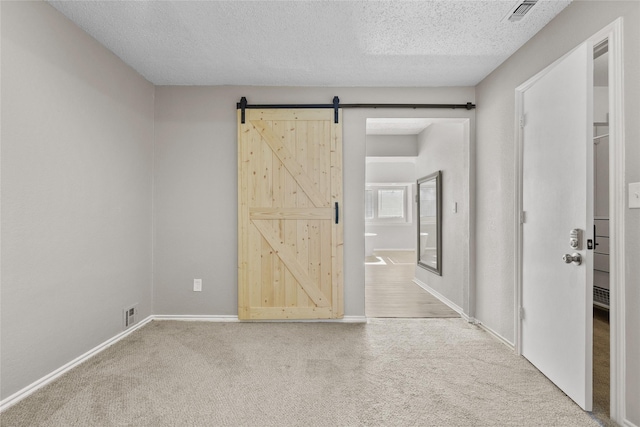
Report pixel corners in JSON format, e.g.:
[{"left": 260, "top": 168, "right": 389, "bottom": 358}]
[
  {"left": 519, "top": 306, "right": 525, "bottom": 320},
  {"left": 520, "top": 211, "right": 526, "bottom": 224},
  {"left": 519, "top": 116, "right": 525, "bottom": 128}
]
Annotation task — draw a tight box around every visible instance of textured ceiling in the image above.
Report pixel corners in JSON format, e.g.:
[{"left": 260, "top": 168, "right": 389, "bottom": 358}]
[{"left": 48, "top": 0, "right": 572, "bottom": 87}]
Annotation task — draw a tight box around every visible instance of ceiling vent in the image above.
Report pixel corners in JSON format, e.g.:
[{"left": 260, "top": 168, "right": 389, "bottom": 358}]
[{"left": 504, "top": 0, "right": 538, "bottom": 22}]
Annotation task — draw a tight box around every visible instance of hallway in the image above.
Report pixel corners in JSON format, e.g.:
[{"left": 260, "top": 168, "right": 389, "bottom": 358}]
[{"left": 365, "top": 250, "right": 459, "bottom": 318}]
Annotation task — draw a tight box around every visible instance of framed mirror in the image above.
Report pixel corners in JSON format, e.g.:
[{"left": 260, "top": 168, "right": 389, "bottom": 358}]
[{"left": 417, "top": 171, "right": 442, "bottom": 275}]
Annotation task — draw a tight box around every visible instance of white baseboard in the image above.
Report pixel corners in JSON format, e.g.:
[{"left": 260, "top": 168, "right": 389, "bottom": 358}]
[
  {"left": 256, "top": 316, "right": 368, "bottom": 323},
  {"left": 154, "top": 315, "right": 240, "bottom": 322},
  {"left": 373, "top": 248, "right": 415, "bottom": 252},
  {"left": 412, "top": 277, "right": 465, "bottom": 317},
  {"left": 0, "top": 315, "right": 153, "bottom": 412},
  {"left": 329, "top": 316, "right": 368, "bottom": 323},
  {"left": 412, "top": 277, "right": 515, "bottom": 351},
  {"left": 475, "top": 321, "right": 515, "bottom": 350},
  {"left": 460, "top": 313, "right": 476, "bottom": 323},
  {"left": 155, "top": 315, "right": 367, "bottom": 323},
  {"left": 412, "top": 278, "right": 514, "bottom": 350},
  {"left": 623, "top": 418, "right": 638, "bottom": 427}
]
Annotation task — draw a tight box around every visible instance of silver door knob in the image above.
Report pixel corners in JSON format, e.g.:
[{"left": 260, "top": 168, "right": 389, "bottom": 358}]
[{"left": 562, "top": 253, "right": 582, "bottom": 265}]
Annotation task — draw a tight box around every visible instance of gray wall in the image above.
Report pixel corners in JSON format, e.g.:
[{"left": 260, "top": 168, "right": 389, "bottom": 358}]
[
  {"left": 0, "top": 2, "right": 154, "bottom": 400},
  {"left": 475, "top": 1, "right": 639, "bottom": 423},
  {"left": 153, "top": 86, "right": 475, "bottom": 317},
  {"left": 414, "top": 123, "right": 469, "bottom": 312},
  {"left": 365, "top": 160, "right": 416, "bottom": 183},
  {"left": 365, "top": 160, "right": 416, "bottom": 251},
  {"left": 365, "top": 135, "right": 418, "bottom": 157}
]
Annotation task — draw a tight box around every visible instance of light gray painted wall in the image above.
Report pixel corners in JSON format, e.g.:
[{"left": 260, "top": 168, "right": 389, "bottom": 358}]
[
  {"left": 475, "top": 1, "right": 639, "bottom": 423},
  {"left": 153, "top": 86, "right": 475, "bottom": 317},
  {"left": 365, "top": 161, "right": 416, "bottom": 251},
  {"left": 365, "top": 161, "right": 416, "bottom": 183},
  {"left": 0, "top": 1, "right": 154, "bottom": 400},
  {"left": 365, "top": 135, "right": 418, "bottom": 157},
  {"left": 414, "top": 123, "right": 469, "bottom": 312},
  {"left": 364, "top": 222, "right": 416, "bottom": 252}
]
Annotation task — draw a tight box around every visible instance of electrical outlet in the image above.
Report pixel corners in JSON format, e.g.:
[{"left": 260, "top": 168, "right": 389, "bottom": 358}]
[{"left": 193, "top": 279, "right": 202, "bottom": 292}]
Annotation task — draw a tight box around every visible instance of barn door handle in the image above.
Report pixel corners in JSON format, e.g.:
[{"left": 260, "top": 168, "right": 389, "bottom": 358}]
[{"left": 335, "top": 202, "right": 339, "bottom": 224}]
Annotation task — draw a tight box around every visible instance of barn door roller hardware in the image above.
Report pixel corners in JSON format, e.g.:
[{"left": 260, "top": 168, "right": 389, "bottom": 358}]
[{"left": 237, "top": 97, "right": 476, "bottom": 124}]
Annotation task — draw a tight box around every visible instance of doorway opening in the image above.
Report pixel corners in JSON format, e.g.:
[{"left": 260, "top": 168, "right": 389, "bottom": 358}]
[
  {"left": 363, "top": 118, "right": 465, "bottom": 319},
  {"left": 591, "top": 38, "right": 610, "bottom": 425}
]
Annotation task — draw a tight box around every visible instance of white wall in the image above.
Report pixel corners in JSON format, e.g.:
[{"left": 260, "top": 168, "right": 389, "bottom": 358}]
[
  {"left": 365, "top": 160, "right": 416, "bottom": 251},
  {"left": 414, "top": 123, "right": 469, "bottom": 312},
  {"left": 475, "top": 1, "right": 639, "bottom": 424},
  {"left": 153, "top": 86, "right": 475, "bottom": 317},
  {"left": 0, "top": 1, "right": 155, "bottom": 400}
]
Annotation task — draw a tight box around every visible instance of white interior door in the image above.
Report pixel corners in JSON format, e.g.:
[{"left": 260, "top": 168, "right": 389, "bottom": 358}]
[{"left": 520, "top": 41, "right": 593, "bottom": 410}]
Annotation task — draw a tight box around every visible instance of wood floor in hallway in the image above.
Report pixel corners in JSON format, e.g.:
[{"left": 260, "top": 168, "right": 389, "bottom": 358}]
[
  {"left": 592, "top": 307, "right": 614, "bottom": 427},
  {"left": 365, "top": 250, "right": 459, "bottom": 318}
]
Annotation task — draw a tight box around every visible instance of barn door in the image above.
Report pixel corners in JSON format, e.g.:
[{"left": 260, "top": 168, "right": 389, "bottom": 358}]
[{"left": 238, "top": 109, "right": 343, "bottom": 320}]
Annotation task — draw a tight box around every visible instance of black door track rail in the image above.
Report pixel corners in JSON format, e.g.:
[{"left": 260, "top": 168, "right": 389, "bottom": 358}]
[{"left": 237, "top": 96, "right": 476, "bottom": 124}]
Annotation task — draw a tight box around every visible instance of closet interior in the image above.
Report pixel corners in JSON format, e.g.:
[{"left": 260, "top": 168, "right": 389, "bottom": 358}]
[{"left": 592, "top": 39, "right": 610, "bottom": 421}]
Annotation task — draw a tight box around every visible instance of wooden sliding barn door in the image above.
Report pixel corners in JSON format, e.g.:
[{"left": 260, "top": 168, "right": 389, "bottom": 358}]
[{"left": 238, "top": 109, "right": 343, "bottom": 320}]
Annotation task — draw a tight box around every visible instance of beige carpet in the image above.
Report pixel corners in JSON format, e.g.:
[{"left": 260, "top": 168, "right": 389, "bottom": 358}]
[{"left": 1, "top": 319, "right": 602, "bottom": 427}]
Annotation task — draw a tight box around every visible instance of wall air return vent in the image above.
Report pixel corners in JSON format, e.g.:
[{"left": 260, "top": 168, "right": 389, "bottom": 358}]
[
  {"left": 504, "top": 0, "right": 538, "bottom": 22},
  {"left": 123, "top": 304, "right": 138, "bottom": 329}
]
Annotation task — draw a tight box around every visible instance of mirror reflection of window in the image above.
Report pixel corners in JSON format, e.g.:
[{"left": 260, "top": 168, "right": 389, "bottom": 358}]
[
  {"left": 417, "top": 171, "right": 442, "bottom": 275},
  {"left": 420, "top": 183, "right": 436, "bottom": 218}
]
